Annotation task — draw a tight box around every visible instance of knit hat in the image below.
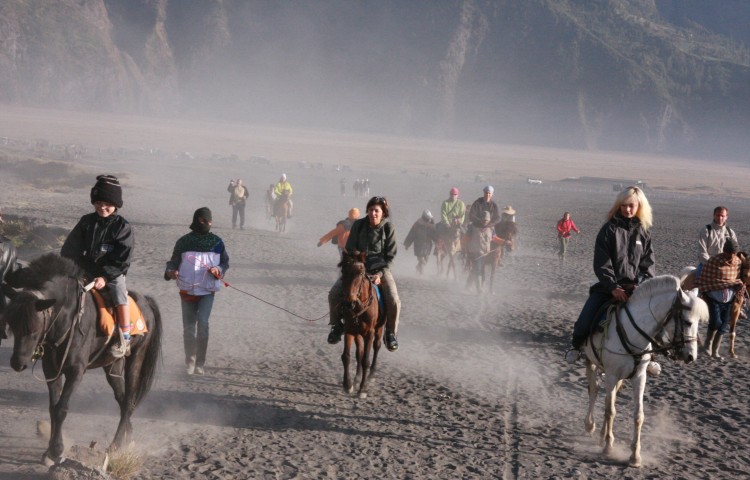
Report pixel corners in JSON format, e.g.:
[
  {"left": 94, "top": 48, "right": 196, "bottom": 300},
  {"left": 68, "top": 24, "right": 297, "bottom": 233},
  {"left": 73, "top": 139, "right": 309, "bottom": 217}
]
[
  {"left": 450, "top": 187, "right": 459, "bottom": 196},
  {"left": 422, "top": 209, "right": 433, "bottom": 221},
  {"left": 190, "top": 207, "right": 213, "bottom": 233},
  {"left": 481, "top": 211, "right": 491, "bottom": 222},
  {"left": 348, "top": 208, "right": 360, "bottom": 220},
  {"left": 483, "top": 185, "right": 494, "bottom": 194},
  {"left": 723, "top": 238, "right": 740, "bottom": 254},
  {"left": 90, "top": 175, "right": 123, "bottom": 208}
]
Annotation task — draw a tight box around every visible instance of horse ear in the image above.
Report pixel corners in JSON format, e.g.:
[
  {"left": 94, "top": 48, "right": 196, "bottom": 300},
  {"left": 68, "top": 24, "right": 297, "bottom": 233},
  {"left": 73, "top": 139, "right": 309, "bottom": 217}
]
[{"left": 35, "top": 299, "right": 56, "bottom": 311}]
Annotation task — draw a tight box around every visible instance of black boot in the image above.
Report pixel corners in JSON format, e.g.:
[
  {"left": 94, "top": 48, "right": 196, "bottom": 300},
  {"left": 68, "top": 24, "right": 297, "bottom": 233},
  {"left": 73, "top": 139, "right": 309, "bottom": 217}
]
[
  {"left": 385, "top": 331, "right": 399, "bottom": 352},
  {"left": 327, "top": 322, "right": 344, "bottom": 344}
]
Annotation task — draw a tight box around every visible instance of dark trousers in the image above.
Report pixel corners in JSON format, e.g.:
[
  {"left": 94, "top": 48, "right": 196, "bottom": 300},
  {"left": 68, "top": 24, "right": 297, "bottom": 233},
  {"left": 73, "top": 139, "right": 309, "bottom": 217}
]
[
  {"left": 706, "top": 297, "right": 731, "bottom": 334},
  {"left": 572, "top": 290, "right": 612, "bottom": 348},
  {"left": 232, "top": 204, "right": 246, "bottom": 228}
]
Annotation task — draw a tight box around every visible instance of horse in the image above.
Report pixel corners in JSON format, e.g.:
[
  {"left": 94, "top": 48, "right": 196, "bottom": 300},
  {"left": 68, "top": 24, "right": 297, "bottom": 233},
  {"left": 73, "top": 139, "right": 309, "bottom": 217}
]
[
  {"left": 1, "top": 253, "right": 162, "bottom": 465},
  {"left": 486, "top": 221, "right": 518, "bottom": 294},
  {"left": 338, "top": 251, "right": 384, "bottom": 398},
  {"left": 273, "top": 192, "right": 290, "bottom": 233},
  {"left": 579, "top": 275, "right": 706, "bottom": 467},
  {"left": 434, "top": 222, "right": 463, "bottom": 279}
]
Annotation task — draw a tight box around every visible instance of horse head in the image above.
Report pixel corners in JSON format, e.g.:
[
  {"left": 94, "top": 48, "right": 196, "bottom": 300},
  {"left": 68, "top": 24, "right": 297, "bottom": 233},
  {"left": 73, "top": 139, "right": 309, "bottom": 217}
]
[
  {"left": 4, "top": 287, "right": 57, "bottom": 372},
  {"left": 677, "top": 289, "right": 707, "bottom": 364},
  {"left": 339, "top": 251, "right": 368, "bottom": 313}
]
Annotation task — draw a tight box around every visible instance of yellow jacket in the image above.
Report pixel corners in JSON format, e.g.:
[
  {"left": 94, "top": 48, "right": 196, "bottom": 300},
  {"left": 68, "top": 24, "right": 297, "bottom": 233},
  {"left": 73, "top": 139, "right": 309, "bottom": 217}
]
[{"left": 274, "top": 181, "right": 293, "bottom": 197}]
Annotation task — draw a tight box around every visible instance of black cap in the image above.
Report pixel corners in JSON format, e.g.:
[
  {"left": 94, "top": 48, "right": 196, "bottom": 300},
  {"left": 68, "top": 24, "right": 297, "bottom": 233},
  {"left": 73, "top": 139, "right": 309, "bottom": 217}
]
[
  {"left": 90, "top": 175, "right": 123, "bottom": 208},
  {"left": 723, "top": 238, "right": 740, "bottom": 254}
]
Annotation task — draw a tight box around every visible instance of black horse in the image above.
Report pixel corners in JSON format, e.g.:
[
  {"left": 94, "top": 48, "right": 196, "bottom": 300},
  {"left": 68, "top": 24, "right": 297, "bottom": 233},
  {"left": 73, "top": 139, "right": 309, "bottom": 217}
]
[{"left": 1, "top": 253, "right": 162, "bottom": 465}]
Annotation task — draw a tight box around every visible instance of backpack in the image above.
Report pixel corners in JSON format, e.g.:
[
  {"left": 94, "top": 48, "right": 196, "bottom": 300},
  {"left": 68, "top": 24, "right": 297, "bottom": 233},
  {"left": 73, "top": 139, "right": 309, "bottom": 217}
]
[{"left": 706, "top": 224, "right": 735, "bottom": 239}]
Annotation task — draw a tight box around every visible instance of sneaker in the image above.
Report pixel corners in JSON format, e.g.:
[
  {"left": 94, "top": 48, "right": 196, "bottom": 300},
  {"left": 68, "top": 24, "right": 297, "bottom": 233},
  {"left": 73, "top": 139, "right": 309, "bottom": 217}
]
[
  {"left": 385, "top": 332, "right": 399, "bottom": 352},
  {"left": 564, "top": 349, "right": 580, "bottom": 365},
  {"left": 186, "top": 364, "right": 195, "bottom": 375},
  {"left": 109, "top": 339, "right": 130, "bottom": 359},
  {"left": 327, "top": 323, "right": 344, "bottom": 344},
  {"left": 194, "top": 366, "right": 204, "bottom": 376}
]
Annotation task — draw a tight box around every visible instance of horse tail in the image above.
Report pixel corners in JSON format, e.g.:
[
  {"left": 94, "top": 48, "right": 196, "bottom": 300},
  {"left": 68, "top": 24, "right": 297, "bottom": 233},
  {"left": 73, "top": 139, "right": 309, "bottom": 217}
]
[{"left": 133, "top": 295, "right": 163, "bottom": 407}]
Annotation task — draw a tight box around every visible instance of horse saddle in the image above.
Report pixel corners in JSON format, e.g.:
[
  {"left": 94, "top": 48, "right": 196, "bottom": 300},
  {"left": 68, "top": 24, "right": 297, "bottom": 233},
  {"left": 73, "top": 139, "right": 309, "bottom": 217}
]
[
  {"left": 590, "top": 301, "right": 618, "bottom": 336},
  {"left": 90, "top": 289, "right": 148, "bottom": 337}
]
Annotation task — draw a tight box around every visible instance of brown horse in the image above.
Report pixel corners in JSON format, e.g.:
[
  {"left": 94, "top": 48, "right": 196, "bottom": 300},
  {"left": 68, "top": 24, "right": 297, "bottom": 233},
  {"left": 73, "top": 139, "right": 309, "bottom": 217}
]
[
  {"left": 339, "top": 251, "right": 384, "bottom": 398},
  {"left": 273, "top": 192, "right": 290, "bottom": 233},
  {"left": 435, "top": 223, "right": 463, "bottom": 279}
]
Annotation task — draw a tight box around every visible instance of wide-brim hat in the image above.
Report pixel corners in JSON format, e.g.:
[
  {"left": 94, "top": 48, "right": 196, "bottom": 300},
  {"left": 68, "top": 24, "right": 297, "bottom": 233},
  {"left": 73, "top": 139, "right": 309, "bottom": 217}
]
[{"left": 503, "top": 205, "right": 516, "bottom": 215}]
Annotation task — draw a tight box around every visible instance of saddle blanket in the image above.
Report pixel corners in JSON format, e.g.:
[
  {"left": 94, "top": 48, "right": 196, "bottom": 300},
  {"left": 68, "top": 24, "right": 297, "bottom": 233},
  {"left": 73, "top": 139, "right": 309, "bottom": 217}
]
[{"left": 91, "top": 290, "right": 149, "bottom": 337}]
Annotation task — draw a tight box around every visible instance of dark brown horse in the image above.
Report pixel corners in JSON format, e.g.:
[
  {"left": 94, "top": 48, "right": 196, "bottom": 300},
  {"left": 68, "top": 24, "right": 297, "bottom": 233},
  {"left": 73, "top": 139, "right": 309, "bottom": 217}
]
[
  {"left": 339, "top": 251, "right": 384, "bottom": 398},
  {"left": 273, "top": 192, "right": 290, "bottom": 233},
  {"left": 2, "top": 253, "right": 162, "bottom": 465}
]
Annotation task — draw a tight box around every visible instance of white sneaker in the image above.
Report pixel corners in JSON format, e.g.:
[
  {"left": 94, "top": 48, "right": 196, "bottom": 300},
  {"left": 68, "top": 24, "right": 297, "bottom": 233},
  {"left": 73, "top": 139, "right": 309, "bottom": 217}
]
[
  {"left": 194, "top": 366, "right": 204, "bottom": 376},
  {"left": 186, "top": 362, "right": 195, "bottom": 375},
  {"left": 564, "top": 349, "right": 580, "bottom": 365}
]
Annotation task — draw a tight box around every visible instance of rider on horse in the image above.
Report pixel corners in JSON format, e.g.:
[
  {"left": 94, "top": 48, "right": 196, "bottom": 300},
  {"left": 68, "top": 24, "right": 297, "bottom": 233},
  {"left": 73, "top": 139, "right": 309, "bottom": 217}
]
[
  {"left": 566, "top": 185, "right": 655, "bottom": 364},
  {"left": 328, "top": 196, "right": 401, "bottom": 352},
  {"left": 468, "top": 185, "right": 500, "bottom": 227},
  {"left": 61, "top": 175, "right": 134, "bottom": 359},
  {"left": 274, "top": 174, "right": 294, "bottom": 218},
  {"left": 404, "top": 209, "right": 437, "bottom": 275},
  {"left": 439, "top": 187, "right": 466, "bottom": 232}
]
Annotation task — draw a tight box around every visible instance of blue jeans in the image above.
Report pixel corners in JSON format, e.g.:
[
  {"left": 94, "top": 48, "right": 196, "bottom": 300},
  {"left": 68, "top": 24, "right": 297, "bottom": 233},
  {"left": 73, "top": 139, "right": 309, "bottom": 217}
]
[
  {"left": 181, "top": 294, "right": 214, "bottom": 367},
  {"left": 706, "top": 297, "right": 731, "bottom": 334},
  {"left": 572, "top": 290, "right": 612, "bottom": 348},
  {"left": 232, "top": 204, "right": 246, "bottom": 228}
]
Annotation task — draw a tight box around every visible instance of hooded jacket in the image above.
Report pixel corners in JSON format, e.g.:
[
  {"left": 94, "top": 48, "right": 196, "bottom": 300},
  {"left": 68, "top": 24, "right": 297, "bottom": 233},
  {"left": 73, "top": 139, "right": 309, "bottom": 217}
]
[
  {"left": 404, "top": 218, "right": 436, "bottom": 257},
  {"left": 592, "top": 214, "right": 655, "bottom": 294},
  {"left": 345, "top": 217, "right": 397, "bottom": 275},
  {"left": 61, "top": 212, "right": 133, "bottom": 281}
]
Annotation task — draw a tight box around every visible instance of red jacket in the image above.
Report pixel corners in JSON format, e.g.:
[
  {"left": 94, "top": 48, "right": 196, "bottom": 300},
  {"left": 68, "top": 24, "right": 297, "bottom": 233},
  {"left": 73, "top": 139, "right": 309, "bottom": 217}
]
[{"left": 556, "top": 219, "right": 579, "bottom": 238}]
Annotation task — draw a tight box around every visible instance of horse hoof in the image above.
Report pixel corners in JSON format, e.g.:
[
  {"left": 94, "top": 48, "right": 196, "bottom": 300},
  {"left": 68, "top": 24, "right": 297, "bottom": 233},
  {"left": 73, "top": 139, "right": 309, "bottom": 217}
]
[
  {"left": 629, "top": 457, "right": 642, "bottom": 468},
  {"left": 358, "top": 392, "right": 368, "bottom": 399},
  {"left": 41, "top": 453, "right": 56, "bottom": 466},
  {"left": 345, "top": 386, "right": 354, "bottom": 394}
]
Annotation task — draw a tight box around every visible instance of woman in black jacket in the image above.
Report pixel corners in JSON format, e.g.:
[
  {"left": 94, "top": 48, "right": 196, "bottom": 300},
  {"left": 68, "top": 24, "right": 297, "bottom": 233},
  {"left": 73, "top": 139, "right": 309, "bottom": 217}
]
[
  {"left": 327, "top": 196, "right": 402, "bottom": 352},
  {"left": 566, "top": 185, "right": 655, "bottom": 363}
]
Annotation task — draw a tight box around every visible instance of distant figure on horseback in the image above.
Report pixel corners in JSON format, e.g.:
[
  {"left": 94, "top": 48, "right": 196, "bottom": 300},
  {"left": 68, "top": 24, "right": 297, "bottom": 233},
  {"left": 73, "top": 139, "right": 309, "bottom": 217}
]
[
  {"left": 556, "top": 211, "right": 580, "bottom": 263},
  {"left": 566, "top": 185, "right": 655, "bottom": 363},
  {"left": 318, "top": 208, "right": 360, "bottom": 256},
  {"left": 467, "top": 185, "right": 500, "bottom": 227},
  {"left": 496, "top": 205, "right": 518, "bottom": 261},
  {"left": 328, "top": 196, "right": 401, "bottom": 352},
  {"left": 404, "top": 209, "right": 436, "bottom": 275},
  {"left": 61, "top": 175, "right": 133, "bottom": 358},
  {"left": 439, "top": 187, "right": 466, "bottom": 230},
  {"left": 274, "top": 173, "right": 293, "bottom": 218}
]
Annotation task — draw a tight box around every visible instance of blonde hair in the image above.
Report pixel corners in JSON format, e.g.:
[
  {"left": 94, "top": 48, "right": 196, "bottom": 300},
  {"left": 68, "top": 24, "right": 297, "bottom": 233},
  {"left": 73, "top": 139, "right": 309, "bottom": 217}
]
[{"left": 607, "top": 186, "right": 653, "bottom": 231}]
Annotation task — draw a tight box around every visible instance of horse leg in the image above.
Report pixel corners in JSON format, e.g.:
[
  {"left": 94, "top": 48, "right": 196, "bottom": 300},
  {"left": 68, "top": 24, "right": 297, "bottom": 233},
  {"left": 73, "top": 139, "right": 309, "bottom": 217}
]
[
  {"left": 629, "top": 371, "right": 648, "bottom": 467},
  {"left": 104, "top": 362, "right": 127, "bottom": 448},
  {"left": 358, "top": 333, "right": 374, "bottom": 399},
  {"left": 584, "top": 358, "right": 598, "bottom": 434},
  {"left": 107, "top": 354, "right": 144, "bottom": 451},
  {"left": 44, "top": 364, "right": 84, "bottom": 464},
  {"left": 354, "top": 334, "right": 364, "bottom": 382},
  {"left": 342, "top": 334, "right": 354, "bottom": 394},
  {"left": 601, "top": 376, "right": 621, "bottom": 456}
]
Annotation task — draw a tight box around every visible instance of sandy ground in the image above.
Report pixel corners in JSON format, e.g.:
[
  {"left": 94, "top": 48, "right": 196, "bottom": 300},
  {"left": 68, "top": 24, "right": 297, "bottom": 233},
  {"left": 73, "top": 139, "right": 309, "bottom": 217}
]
[{"left": 1, "top": 107, "right": 750, "bottom": 479}]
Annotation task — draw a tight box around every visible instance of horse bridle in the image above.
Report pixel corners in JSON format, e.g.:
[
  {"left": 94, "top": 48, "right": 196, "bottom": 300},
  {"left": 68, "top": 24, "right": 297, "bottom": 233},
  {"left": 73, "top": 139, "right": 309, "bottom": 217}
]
[
  {"left": 342, "top": 272, "right": 377, "bottom": 323},
  {"left": 599, "top": 291, "right": 696, "bottom": 379}
]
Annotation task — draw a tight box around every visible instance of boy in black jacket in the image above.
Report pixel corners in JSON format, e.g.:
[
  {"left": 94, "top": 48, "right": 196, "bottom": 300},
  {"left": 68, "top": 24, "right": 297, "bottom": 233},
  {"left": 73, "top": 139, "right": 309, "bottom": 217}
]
[{"left": 61, "top": 175, "right": 134, "bottom": 358}]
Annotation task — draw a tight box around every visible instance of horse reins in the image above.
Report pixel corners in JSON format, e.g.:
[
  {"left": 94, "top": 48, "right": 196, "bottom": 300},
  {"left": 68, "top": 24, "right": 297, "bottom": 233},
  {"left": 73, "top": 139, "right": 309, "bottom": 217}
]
[{"left": 598, "top": 292, "right": 695, "bottom": 379}]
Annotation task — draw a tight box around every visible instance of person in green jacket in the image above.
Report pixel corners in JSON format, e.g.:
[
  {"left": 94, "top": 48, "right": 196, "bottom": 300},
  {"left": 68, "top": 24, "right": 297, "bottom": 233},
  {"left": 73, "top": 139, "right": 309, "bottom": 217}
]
[
  {"left": 440, "top": 187, "right": 466, "bottom": 227},
  {"left": 327, "top": 196, "right": 402, "bottom": 352}
]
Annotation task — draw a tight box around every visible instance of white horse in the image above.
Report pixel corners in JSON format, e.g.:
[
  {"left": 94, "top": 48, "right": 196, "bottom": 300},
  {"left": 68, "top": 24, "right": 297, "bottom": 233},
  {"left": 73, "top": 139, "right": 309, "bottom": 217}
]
[{"left": 581, "top": 275, "right": 707, "bottom": 467}]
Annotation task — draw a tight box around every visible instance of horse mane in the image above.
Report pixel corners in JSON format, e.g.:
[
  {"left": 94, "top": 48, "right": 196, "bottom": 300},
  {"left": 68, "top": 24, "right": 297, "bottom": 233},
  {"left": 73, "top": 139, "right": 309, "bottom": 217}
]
[
  {"left": 7, "top": 253, "right": 82, "bottom": 290},
  {"left": 629, "top": 275, "right": 680, "bottom": 303}
]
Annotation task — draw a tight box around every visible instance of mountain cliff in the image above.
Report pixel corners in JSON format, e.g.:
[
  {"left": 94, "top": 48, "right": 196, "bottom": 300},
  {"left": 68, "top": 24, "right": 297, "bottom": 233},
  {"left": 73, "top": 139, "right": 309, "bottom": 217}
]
[{"left": 1, "top": 0, "right": 748, "bottom": 158}]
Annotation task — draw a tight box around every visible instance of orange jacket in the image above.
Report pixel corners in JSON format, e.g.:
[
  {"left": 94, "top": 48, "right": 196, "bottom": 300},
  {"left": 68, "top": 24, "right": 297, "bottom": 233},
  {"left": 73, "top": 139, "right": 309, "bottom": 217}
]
[{"left": 319, "top": 224, "right": 350, "bottom": 249}]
